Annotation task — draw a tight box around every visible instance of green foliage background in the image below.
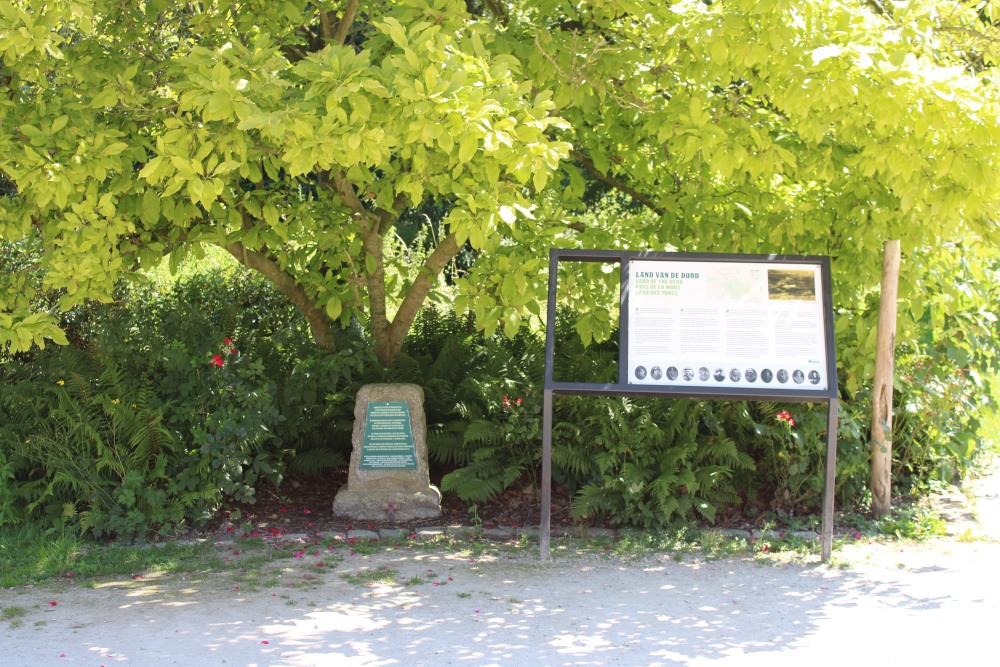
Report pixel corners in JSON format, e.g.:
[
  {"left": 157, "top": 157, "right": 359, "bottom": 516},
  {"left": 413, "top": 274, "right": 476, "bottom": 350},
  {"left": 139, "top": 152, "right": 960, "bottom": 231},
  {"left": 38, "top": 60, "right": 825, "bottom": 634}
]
[
  {"left": 4, "top": 247, "right": 995, "bottom": 538},
  {"left": 2, "top": 1, "right": 1000, "bottom": 538}
]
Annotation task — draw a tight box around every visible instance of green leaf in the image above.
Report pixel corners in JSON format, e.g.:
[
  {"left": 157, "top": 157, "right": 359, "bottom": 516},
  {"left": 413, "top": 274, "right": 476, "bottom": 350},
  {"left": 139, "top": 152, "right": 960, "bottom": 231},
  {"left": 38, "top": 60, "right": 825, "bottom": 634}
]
[
  {"left": 459, "top": 135, "right": 478, "bottom": 163},
  {"left": 102, "top": 142, "right": 129, "bottom": 156},
  {"left": 140, "top": 189, "right": 160, "bottom": 225},
  {"left": 325, "top": 296, "right": 343, "bottom": 320},
  {"left": 205, "top": 92, "right": 233, "bottom": 121}
]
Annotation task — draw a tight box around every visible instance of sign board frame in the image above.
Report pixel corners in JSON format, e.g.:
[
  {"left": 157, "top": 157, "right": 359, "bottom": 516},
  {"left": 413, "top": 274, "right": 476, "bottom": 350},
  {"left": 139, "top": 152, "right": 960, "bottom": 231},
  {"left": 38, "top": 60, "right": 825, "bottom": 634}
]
[{"left": 540, "top": 249, "right": 840, "bottom": 560}]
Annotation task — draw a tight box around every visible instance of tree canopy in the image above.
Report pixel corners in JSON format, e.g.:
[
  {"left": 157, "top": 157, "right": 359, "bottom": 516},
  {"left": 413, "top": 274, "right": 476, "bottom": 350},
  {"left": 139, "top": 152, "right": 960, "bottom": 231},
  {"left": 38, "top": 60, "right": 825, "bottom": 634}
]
[{"left": 2, "top": 0, "right": 999, "bottom": 376}]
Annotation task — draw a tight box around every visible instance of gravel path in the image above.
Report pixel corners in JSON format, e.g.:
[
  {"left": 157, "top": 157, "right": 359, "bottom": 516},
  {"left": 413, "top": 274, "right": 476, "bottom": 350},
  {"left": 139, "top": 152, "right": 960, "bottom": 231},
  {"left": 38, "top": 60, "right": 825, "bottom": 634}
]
[{"left": 3, "top": 469, "right": 999, "bottom": 666}]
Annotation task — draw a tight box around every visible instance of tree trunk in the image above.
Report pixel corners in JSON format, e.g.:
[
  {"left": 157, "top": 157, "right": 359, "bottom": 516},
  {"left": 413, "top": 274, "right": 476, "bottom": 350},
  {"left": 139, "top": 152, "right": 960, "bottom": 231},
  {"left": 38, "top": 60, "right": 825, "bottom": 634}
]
[{"left": 870, "top": 239, "right": 901, "bottom": 516}]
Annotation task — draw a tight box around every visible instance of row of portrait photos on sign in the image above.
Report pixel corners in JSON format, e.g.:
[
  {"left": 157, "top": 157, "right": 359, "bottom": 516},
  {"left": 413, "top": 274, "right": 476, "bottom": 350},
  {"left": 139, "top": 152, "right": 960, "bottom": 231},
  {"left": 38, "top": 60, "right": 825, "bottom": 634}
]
[{"left": 634, "top": 365, "right": 821, "bottom": 385}]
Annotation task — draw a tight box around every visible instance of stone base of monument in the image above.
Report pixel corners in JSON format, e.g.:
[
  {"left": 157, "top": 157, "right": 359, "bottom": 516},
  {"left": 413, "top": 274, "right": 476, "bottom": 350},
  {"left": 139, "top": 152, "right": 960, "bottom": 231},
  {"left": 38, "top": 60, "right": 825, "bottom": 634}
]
[
  {"left": 332, "top": 383, "right": 442, "bottom": 521},
  {"left": 332, "top": 487, "right": 442, "bottom": 521}
]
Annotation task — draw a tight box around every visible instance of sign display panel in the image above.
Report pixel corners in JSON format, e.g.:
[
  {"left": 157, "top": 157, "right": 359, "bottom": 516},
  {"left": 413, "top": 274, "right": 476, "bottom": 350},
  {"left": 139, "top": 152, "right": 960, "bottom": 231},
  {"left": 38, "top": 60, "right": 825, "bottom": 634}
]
[
  {"left": 360, "top": 401, "right": 417, "bottom": 470},
  {"left": 627, "top": 259, "right": 829, "bottom": 392}
]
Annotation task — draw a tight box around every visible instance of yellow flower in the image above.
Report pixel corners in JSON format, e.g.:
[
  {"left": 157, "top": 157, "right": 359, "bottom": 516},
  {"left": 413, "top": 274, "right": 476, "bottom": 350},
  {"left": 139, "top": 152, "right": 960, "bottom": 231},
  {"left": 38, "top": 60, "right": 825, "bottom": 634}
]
[
  {"left": 56, "top": 380, "right": 65, "bottom": 385},
  {"left": 111, "top": 398, "right": 121, "bottom": 404}
]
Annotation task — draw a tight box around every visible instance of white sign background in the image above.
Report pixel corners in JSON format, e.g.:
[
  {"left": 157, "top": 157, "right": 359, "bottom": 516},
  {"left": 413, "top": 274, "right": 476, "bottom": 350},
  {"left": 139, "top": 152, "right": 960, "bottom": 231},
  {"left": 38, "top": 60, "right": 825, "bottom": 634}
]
[{"left": 627, "top": 260, "right": 829, "bottom": 391}]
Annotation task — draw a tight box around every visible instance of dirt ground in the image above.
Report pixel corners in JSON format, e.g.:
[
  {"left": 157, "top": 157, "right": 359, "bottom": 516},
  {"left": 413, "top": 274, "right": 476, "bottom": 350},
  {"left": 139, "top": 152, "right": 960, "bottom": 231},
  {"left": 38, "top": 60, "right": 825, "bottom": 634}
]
[{"left": 3, "top": 470, "right": 999, "bottom": 666}]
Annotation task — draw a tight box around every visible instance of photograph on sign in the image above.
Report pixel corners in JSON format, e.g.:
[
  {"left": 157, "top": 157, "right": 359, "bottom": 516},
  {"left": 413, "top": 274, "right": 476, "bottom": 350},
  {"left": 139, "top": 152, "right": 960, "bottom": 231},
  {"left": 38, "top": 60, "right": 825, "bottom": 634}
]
[{"left": 627, "top": 260, "right": 829, "bottom": 391}]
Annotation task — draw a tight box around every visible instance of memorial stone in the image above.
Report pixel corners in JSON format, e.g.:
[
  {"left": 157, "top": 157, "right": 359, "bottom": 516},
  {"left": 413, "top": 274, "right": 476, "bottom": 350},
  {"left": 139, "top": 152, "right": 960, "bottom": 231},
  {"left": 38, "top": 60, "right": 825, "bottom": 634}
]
[{"left": 332, "top": 383, "right": 441, "bottom": 520}]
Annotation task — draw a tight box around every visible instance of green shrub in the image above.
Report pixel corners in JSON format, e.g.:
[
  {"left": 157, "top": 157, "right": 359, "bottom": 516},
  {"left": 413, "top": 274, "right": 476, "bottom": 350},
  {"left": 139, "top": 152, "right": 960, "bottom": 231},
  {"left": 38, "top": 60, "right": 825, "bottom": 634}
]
[
  {"left": 0, "top": 350, "right": 207, "bottom": 539},
  {"left": 556, "top": 398, "right": 754, "bottom": 528},
  {"left": 78, "top": 261, "right": 376, "bottom": 484},
  {"left": 440, "top": 390, "right": 543, "bottom": 504},
  {"left": 894, "top": 352, "right": 995, "bottom": 490}
]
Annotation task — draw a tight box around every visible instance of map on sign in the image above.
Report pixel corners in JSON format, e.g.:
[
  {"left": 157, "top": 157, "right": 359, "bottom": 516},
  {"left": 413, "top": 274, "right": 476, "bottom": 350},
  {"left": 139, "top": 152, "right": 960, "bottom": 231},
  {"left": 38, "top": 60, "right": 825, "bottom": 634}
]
[
  {"left": 708, "top": 268, "right": 768, "bottom": 301},
  {"left": 627, "top": 260, "right": 829, "bottom": 392},
  {"left": 360, "top": 402, "right": 417, "bottom": 470}
]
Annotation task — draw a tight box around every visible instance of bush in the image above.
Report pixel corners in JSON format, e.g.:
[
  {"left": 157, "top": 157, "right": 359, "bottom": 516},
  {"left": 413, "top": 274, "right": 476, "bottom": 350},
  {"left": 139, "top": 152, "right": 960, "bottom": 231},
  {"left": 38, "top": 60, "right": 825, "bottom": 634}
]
[
  {"left": 0, "top": 350, "right": 208, "bottom": 539},
  {"left": 0, "top": 255, "right": 375, "bottom": 538},
  {"left": 559, "top": 398, "right": 754, "bottom": 528},
  {"left": 77, "top": 259, "right": 376, "bottom": 488}
]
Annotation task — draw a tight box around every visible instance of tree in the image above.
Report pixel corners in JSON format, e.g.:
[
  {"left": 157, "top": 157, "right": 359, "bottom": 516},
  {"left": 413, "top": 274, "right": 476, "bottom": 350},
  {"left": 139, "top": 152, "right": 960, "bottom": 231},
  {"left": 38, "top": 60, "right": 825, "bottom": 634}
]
[
  {"left": 2, "top": 0, "right": 1000, "bottom": 378},
  {"left": 0, "top": 0, "right": 570, "bottom": 365}
]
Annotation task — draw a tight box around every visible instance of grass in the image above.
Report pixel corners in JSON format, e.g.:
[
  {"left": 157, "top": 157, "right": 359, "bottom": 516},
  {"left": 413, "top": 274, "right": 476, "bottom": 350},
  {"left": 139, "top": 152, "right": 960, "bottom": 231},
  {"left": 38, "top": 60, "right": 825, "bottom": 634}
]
[
  {"left": 2, "top": 606, "right": 27, "bottom": 629},
  {"left": 340, "top": 566, "right": 399, "bottom": 586},
  {"left": 0, "top": 525, "right": 258, "bottom": 588},
  {"left": 0, "top": 496, "right": 967, "bottom": 590},
  {"left": 838, "top": 501, "right": 948, "bottom": 540}
]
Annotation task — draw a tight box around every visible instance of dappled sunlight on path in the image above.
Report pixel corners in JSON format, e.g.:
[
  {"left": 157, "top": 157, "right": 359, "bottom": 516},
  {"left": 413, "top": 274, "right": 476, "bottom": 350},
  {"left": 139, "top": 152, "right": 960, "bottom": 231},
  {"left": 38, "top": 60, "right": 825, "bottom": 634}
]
[{"left": 4, "top": 539, "right": 998, "bottom": 665}]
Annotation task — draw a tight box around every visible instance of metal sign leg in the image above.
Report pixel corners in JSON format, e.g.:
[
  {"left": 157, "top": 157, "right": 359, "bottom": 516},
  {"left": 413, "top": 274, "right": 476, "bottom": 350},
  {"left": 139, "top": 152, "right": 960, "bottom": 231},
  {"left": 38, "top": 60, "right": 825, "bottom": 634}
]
[
  {"left": 540, "top": 388, "right": 553, "bottom": 560},
  {"left": 821, "top": 398, "right": 839, "bottom": 561}
]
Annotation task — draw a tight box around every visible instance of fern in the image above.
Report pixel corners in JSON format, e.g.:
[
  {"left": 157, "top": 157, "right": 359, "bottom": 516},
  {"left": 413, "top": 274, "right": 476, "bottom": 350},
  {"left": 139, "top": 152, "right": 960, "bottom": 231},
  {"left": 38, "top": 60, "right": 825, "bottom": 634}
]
[
  {"left": 286, "top": 447, "right": 346, "bottom": 476},
  {"left": 440, "top": 460, "right": 509, "bottom": 504},
  {"left": 551, "top": 441, "right": 593, "bottom": 482},
  {"left": 427, "top": 423, "right": 469, "bottom": 466},
  {"left": 0, "top": 349, "right": 194, "bottom": 538}
]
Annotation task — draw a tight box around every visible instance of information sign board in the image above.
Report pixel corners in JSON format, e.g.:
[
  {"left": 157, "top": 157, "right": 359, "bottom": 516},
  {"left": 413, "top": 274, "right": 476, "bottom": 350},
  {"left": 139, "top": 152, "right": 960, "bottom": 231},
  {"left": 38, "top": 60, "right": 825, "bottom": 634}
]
[
  {"left": 360, "top": 401, "right": 417, "bottom": 470},
  {"left": 627, "top": 259, "right": 830, "bottom": 392}
]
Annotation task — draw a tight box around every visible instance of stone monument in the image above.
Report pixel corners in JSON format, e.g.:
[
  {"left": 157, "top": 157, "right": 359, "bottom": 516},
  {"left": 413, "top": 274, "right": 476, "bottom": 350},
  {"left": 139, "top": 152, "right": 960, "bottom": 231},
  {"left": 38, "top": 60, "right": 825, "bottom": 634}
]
[{"left": 332, "top": 383, "right": 441, "bottom": 520}]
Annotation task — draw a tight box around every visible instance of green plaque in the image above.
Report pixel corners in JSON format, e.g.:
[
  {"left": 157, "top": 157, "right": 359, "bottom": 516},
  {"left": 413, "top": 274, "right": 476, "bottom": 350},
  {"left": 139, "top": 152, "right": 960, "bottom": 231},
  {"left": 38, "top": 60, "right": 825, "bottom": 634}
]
[{"left": 360, "top": 401, "right": 417, "bottom": 470}]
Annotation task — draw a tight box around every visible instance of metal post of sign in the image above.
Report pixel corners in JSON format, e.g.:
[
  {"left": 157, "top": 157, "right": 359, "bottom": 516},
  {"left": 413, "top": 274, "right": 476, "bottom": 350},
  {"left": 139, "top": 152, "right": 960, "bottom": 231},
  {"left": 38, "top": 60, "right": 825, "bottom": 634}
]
[
  {"left": 821, "top": 398, "right": 840, "bottom": 561},
  {"left": 540, "top": 388, "right": 553, "bottom": 561},
  {"left": 540, "top": 249, "right": 560, "bottom": 562}
]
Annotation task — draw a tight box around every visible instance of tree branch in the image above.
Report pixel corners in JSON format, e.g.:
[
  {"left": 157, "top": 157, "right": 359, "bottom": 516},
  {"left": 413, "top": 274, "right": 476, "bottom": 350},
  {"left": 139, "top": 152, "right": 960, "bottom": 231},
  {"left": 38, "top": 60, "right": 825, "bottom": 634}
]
[
  {"left": 380, "top": 232, "right": 462, "bottom": 365},
  {"left": 332, "top": 0, "right": 361, "bottom": 46},
  {"left": 331, "top": 170, "right": 391, "bottom": 355},
  {"left": 361, "top": 222, "right": 389, "bottom": 360},
  {"left": 571, "top": 149, "right": 667, "bottom": 215},
  {"left": 377, "top": 192, "right": 411, "bottom": 235},
  {"left": 222, "top": 241, "right": 335, "bottom": 351}
]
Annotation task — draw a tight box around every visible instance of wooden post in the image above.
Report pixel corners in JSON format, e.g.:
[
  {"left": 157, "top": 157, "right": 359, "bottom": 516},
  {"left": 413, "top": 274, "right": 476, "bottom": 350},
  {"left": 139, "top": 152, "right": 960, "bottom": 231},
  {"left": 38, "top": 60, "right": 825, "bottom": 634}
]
[{"left": 870, "top": 240, "right": 901, "bottom": 516}]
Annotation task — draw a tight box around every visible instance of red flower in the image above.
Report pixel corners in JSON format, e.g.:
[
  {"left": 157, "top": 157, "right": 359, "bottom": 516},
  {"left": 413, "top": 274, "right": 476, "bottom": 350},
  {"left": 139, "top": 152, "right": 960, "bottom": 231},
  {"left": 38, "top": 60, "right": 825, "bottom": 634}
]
[
  {"left": 516, "top": 397, "right": 523, "bottom": 406},
  {"left": 211, "top": 354, "right": 225, "bottom": 367},
  {"left": 223, "top": 338, "right": 232, "bottom": 345},
  {"left": 775, "top": 411, "right": 796, "bottom": 426}
]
